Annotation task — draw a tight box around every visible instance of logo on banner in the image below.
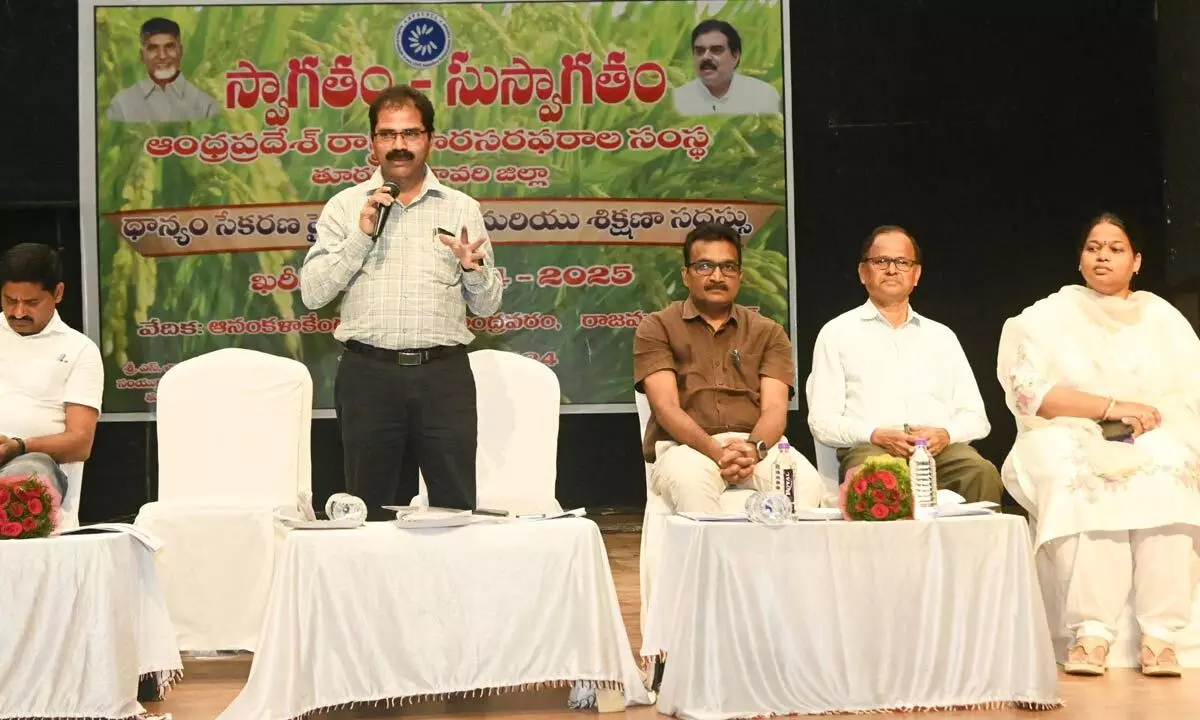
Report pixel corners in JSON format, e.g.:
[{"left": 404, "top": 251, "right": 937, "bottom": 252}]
[{"left": 394, "top": 11, "right": 452, "bottom": 69}]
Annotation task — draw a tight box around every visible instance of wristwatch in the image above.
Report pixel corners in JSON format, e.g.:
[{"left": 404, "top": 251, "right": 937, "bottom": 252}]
[{"left": 749, "top": 438, "right": 768, "bottom": 462}]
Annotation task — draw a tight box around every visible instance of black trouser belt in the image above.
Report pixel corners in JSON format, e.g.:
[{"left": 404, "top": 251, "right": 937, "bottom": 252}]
[{"left": 344, "top": 340, "right": 465, "bottom": 366}]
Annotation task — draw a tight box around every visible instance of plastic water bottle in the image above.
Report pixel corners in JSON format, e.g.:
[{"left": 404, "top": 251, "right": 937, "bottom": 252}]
[
  {"left": 909, "top": 438, "right": 938, "bottom": 508},
  {"left": 325, "top": 492, "right": 368, "bottom": 522},
  {"left": 745, "top": 491, "right": 792, "bottom": 525},
  {"left": 772, "top": 442, "right": 796, "bottom": 505}
]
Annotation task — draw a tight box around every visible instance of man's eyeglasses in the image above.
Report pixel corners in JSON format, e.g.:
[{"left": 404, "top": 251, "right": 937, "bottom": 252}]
[
  {"left": 687, "top": 261, "right": 742, "bottom": 276},
  {"left": 861, "top": 256, "right": 918, "bottom": 271},
  {"left": 374, "top": 128, "right": 427, "bottom": 143}
]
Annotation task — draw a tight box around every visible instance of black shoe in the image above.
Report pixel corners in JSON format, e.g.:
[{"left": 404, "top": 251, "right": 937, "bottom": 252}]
[{"left": 137, "top": 673, "right": 163, "bottom": 703}]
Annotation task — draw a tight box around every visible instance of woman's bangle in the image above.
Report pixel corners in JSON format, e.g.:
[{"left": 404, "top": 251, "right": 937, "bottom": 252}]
[{"left": 1101, "top": 398, "right": 1116, "bottom": 421}]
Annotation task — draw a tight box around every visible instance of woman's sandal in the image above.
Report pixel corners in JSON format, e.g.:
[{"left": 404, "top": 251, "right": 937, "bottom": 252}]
[
  {"left": 1140, "top": 636, "right": 1182, "bottom": 678},
  {"left": 1063, "top": 635, "right": 1109, "bottom": 676}
]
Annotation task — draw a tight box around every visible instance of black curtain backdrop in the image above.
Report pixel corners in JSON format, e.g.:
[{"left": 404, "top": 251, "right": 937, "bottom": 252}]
[{"left": 0, "top": 0, "right": 1176, "bottom": 522}]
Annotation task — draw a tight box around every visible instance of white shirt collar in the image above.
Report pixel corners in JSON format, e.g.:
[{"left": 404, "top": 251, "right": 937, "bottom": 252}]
[
  {"left": 857, "top": 299, "right": 921, "bottom": 327},
  {"left": 365, "top": 165, "right": 444, "bottom": 200},
  {"left": 137, "top": 74, "right": 192, "bottom": 101},
  {"left": 696, "top": 71, "right": 746, "bottom": 103},
  {"left": 1, "top": 310, "right": 68, "bottom": 339}
]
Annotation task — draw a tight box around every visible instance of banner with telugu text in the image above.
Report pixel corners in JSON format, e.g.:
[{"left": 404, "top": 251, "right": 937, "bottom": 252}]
[{"left": 88, "top": 0, "right": 792, "bottom": 413}]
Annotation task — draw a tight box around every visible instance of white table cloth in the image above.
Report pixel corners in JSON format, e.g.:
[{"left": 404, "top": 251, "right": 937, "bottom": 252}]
[
  {"left": 643, "top": 514, "right": 1061, "bottom": 719},
  {"left": 0, "top": 532, "right": 183, "bottom": 719},
  {"left": 219, "top": 518, "right": 650, "bottom": 719}
]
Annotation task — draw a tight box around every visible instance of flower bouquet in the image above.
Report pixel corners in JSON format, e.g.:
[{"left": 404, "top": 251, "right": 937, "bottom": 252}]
[
  {"left": 839, "top": 455, "right": 915, "bottom": 521},
  {"left": 0, "top": 472, "right": 61, "bottom": 539}
]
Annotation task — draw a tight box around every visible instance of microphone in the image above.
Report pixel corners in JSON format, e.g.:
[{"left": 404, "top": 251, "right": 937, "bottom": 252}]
[{"left": 371, "top": 181, "right": 401, "bottom": 241}]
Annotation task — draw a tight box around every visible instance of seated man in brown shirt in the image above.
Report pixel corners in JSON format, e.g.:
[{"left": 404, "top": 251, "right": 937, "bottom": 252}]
[{"left": 633, "top": 222, "right": 822, "bottom": 513}]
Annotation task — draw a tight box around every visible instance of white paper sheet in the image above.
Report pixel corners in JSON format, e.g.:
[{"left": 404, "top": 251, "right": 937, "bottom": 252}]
[
  {"left": 392, "top": 510, "right": 496, "bottom": 529},
  {"left": 936, "top": 488, "right": 967, "bottom": 505},
  {"left": 56, "top": 521, "right": 165, "bottom": 552},
  {"left": 275, "top": 516, "right": 365, "bottom": 530},
  {"left": 393, "top": 514, "right": 476, "bottom": 528},
  {"left": 915, "top": 501, "right": 1000, "bottom": 520},
  {"left": 677, "top": 512, "right": 749, "bottom": 522},
  {"left": 791, "top": 507, "right": 845, "bottom": 521},
  {"left": 515, "top": 507, "right": 588, "bottom": 521}
]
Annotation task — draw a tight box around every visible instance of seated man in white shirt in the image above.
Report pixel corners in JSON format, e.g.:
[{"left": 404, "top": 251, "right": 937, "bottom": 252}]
[
  {"left": 672, "top": 19, "right": 781, "bottom": 116},
  {"left": 0, "top": 244, "right": 103, "bottom": 525},
  {"left": 807, "top": 226, "right": 1001, "bottom": 504}
]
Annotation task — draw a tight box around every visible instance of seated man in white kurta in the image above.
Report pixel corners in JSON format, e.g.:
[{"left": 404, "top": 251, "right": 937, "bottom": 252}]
[
  {"left": 0, "top": 243, "right": 103, "bottom": 527},
  {"left": 808, "top": 225, "right": 1001, "bottom": 504},
  {"left": 998, "top": 213, "right": 1200, "bottom": 678}
]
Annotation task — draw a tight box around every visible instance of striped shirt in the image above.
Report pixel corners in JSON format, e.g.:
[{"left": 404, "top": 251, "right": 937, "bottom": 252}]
[{"left": 300, "top": 167, "right": 503, "bottom": 350}]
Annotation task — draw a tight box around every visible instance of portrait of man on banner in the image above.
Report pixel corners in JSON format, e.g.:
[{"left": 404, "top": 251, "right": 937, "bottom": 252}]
[
  {"left": 673, "top": 18, "right": 781, "bottom": 116},
  {"left": 105, "top": 17, "right": 220, "bottom": 124}
]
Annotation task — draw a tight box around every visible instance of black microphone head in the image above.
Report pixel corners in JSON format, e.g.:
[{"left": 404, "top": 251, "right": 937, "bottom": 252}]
[{"left": 370, "top": 181, "right": 402, "bottom": 241}]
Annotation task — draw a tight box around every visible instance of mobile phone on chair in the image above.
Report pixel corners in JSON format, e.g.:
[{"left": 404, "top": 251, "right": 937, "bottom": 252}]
[{"left": 1098, "top": 420, "right": 1135, "bottom": 443}]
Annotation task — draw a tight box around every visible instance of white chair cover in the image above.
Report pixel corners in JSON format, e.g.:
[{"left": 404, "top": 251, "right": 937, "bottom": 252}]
[
  {"left": 135, "top": 348, "right": 312, "bottom": 652},
  {"left": 635, "top": 390, "right": 752, "bottom": 639},
  {"left": 414, "top": 349, "right": 563, "bottom": 515},
  {"left": 804, "top": 373, "right": 842, "bottom": 494},
  {"left": 58, "top": 462, "right": 84, "bottom": 530},
  {"left": 997, "top": 321, "right": 1200, "bottom": 666},
  {"left": 154, "top": 348, "right": 312, "bottom": 504}
]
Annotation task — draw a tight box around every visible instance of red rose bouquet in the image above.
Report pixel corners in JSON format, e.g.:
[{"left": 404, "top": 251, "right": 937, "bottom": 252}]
[
  {"left": 0, "top": 472, "right": 62, "bottom": 539},
  {"left": 839, "top": 455, "right": 914, "bottom": 522}
]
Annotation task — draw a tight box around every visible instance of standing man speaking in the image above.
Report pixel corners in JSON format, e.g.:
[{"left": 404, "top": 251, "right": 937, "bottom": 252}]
[{"left": 301, "top": 84, "right": 502, "bottom": 517}]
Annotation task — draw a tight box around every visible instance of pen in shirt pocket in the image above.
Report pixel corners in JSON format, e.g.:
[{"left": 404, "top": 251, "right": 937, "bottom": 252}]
[{"left": 730, "top": 348, "right": 752, "bottom": 382}]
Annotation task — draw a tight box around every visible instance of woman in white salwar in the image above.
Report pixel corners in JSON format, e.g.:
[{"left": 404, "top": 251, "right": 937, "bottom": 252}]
[{"left": 997, "top": 213, "right": 1200, "bottom": 678}]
